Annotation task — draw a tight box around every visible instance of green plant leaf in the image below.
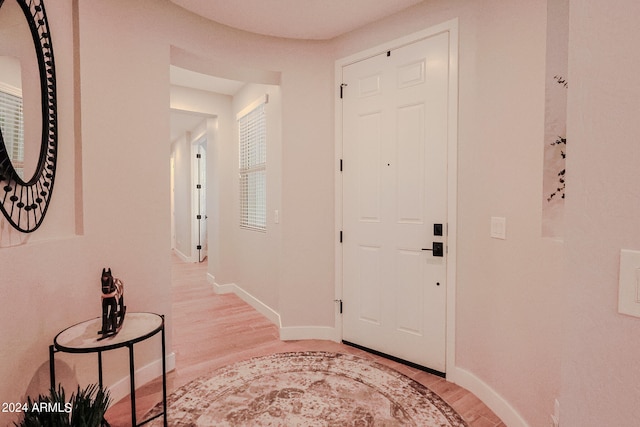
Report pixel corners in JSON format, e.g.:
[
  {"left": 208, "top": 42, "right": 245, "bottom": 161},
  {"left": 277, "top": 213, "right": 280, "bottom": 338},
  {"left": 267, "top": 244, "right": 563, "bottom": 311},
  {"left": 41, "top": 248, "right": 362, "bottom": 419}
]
[{"left": 14, "top": 384, "right": 111, "bottom": 427}]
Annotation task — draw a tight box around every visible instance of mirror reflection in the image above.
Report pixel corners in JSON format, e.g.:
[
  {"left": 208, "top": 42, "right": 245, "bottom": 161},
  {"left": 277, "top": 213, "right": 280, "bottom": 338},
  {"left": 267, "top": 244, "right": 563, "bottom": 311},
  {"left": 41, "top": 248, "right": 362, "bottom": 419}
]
[
  {"left": 0, "top": 0, "right": 41, "bottom": 181},
  {"left": 0, "top": 0, "right": 58, "bottom": 234},
  {"left": 0, "top": 56, "right": 24, "bottom": 179}
]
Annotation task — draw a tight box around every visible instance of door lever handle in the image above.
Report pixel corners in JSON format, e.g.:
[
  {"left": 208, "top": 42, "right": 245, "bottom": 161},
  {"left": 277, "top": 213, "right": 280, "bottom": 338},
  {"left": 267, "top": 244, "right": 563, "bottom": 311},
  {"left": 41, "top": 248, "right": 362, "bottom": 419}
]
[{"left": 422, "top": 242, "right": 444, "bottom": 257}]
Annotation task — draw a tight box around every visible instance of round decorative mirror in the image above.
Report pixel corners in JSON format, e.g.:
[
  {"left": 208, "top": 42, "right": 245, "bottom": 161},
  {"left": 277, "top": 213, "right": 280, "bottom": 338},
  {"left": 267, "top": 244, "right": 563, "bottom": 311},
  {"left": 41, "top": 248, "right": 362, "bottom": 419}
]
[{"left": 0, "top": 0, "right": 57, "bottom": 233}]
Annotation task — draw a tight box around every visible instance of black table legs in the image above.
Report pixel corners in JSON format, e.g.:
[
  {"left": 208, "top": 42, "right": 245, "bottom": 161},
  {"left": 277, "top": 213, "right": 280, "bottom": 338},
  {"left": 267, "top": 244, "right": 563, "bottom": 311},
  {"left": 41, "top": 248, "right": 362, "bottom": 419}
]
[
  {"left": 49, "top": 344, "right": 56, "bottom": 390},
  {"left": 49, "top": 318, "right": 167, "bottom": 426},
  {"left": 161, "top": 316, "right": 167, "bottom": 427},
  {"left": 128, "top": 343, "right": 136, "bottom": 426}
]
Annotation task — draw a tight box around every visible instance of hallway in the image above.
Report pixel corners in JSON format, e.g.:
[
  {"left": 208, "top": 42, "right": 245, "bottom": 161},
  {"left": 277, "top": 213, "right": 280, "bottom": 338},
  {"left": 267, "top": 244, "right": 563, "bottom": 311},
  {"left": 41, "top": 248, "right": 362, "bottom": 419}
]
[{"left": 105, "top": 255, "right": 504, "bottom": 426}]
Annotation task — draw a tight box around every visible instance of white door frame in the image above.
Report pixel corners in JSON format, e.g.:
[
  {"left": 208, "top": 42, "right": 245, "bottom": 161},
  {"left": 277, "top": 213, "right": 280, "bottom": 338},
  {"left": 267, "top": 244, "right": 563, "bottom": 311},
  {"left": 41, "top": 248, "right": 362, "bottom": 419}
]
[
  {"left": 170, "top": 154, "right": 176, "bottom": 250},
  {"left": 334, "top": 19, "right": 458, "bottom": 373}
]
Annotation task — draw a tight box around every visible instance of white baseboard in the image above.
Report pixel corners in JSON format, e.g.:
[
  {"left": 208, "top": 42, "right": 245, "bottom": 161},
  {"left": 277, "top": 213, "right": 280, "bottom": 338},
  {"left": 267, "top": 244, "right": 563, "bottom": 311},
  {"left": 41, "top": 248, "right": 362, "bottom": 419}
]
[
  {"left": 448, "top": 366, "right": 529, "bottom": 427},
  {"left": 208, "top": 275, "right": 339, "bottom": 343},
  {"left": 108, "top": 352, "right": 176, "bottom": 405},
  {"left": 201, "top": 275, "right": 525, "bottom": 425},
  {"left": 208, "top": 273, "right": 233, "bottom": 294},
  {"left": 209, "top": 277, "right": 281, "bottom": 327},
  {"left": 173, "top": 248, "right": 194, "bottom": 263},
  {"left": 279, "top": 326, "right": 340, "bottom": 342}
]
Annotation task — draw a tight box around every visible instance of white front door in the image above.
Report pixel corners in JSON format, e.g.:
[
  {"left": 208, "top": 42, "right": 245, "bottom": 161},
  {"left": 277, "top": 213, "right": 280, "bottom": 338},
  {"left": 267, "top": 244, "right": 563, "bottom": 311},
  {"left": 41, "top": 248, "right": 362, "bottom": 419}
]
[{"left": 342, "top": 31, "right": 450, "bottom": 372}]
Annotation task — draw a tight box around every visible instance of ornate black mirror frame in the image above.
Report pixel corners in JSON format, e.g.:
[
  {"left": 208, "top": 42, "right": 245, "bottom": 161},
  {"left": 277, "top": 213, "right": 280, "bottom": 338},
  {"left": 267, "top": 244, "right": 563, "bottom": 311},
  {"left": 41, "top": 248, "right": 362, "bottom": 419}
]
[{"left": 0, "top": 0, "right": 57, "bottom": 233}]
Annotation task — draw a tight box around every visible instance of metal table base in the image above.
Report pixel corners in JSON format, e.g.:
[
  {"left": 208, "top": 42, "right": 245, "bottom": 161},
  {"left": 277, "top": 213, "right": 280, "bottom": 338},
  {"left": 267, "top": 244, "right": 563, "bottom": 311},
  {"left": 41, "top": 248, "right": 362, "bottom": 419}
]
[{"left": 49, "top": 313, "right": 167, "bottom": 426}]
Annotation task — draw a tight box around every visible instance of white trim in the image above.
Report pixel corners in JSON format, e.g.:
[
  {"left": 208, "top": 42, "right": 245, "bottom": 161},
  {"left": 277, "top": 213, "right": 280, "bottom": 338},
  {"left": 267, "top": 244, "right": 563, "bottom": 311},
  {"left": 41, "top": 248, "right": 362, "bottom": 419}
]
[
  {"left": 207, "top": 274, "right": 339, "bottom": 342},
  {"left": 191, "top": 135, "right": 207, "bottom": 260},
  {"left": 333, "top": 86, "right": 344, "bottom": 342},
  {"left": 108, "top": 352, "right": 176, "bottom": 406},
  {"left": 236, "top": 94, "right": 269, "bottom": 120},
  {"left": 334, "top": 18, "right": 459, "bottom": 372},
  {"left": 444, "top": 17, "right": 459, "bottom": 382},
  {"left": 336, "top": 19, "right": 458, "bottom": 67},
  {"left": 448, "top": 367, "right": 530, "bottom": 427},
  {"left": 279, "top": 326, "right": 340, "bottom": 342},
  {"left": 172, "top": 247, "right": 195, "bottom": 263},
  {"left": 170, "top": 155, "right": 176, "bottom": 250},
  {"left": 0, "top": 81, "right": 21, "bottom": 98},
  {"left": 208, "top": 276, "right": 281, "bottom": 327}
]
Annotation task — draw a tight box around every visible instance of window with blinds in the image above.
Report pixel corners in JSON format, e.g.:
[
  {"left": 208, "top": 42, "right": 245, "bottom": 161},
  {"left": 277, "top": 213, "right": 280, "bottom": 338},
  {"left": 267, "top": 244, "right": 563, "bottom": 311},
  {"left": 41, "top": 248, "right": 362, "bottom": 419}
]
[
  {"left": 238, "top": 100, "right": 266, "bottom": 231},
  {"left": 0, "top": 87, "right": 24, "bottom": 179}
]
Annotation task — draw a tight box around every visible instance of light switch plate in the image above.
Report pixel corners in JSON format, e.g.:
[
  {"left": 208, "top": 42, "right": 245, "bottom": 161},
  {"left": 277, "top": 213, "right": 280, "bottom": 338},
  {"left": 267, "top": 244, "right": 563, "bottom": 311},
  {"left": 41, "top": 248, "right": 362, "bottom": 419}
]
[
  {"left": 490, "top": 217, "right": 506, "bottom": 240},
  {"left": 618, "top": 249, "right": 640, "bottom": 318}
]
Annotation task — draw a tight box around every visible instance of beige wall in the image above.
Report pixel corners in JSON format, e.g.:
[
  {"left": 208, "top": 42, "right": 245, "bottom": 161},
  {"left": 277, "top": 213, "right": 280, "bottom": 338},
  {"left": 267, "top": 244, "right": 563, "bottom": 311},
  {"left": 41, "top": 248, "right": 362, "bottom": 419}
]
[
  {"left": 169, "top": 91, "right": 221, "bottom": 262},
  {"left": 167, "top": 3, "right": 336, "bottom": 327},
  {"left": 561, "top": 0, "right": 640, "bottom": 425},
  {"left": 2, "top": 2, "right": 335, "bottom": 424},
  {"left": 335, "top": 1, "right": 562, "bottom": 425},
  {"left": 0, "top": 1, "right": 173, "bottom": 424},
  {"left": 169, "top": 85, "right": 232, "bottom": 271},
  {"left": 224, "top": 83, "right": 282, "bottom": 310},
  {"left": 171, "top": 131, "right": 193, "bottom": 258},
  {"left": 5, "top": 0, "right": 640, "bottom": 426}
]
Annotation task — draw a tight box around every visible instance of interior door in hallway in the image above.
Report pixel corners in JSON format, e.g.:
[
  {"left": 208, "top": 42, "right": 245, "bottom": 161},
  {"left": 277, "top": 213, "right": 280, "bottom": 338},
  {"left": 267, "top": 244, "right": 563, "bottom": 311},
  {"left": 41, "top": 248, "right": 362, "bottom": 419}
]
[
  {"left": 195, "top": 140, "right": 208, "bottom": 262},
  {"left": 342, "top": 32, "right": 450, "bottom": 373}
]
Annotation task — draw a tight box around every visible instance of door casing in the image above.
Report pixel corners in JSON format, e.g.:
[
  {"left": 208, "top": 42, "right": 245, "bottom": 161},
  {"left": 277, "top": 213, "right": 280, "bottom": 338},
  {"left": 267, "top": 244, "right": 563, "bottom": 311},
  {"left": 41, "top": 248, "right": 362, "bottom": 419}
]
[
  {"left": 192, "top": 134, "right": 208, "bottom": 262},
  {"left": 334, "top": 19, "right": 459, "bottom": 372}
]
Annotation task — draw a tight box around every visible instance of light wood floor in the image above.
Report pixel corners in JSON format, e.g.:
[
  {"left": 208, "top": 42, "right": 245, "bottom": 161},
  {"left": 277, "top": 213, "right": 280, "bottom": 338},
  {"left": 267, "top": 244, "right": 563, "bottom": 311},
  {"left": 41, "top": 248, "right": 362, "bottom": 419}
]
[{"left": 105, "top": 255, "right": 505, "bottom": 426}]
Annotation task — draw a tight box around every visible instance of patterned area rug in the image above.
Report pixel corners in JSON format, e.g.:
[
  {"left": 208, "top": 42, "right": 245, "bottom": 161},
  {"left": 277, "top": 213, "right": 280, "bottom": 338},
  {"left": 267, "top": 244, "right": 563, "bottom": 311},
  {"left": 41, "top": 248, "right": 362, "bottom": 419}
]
[{"left": 146, "top": 351, "right": 468, "bottom": 426}]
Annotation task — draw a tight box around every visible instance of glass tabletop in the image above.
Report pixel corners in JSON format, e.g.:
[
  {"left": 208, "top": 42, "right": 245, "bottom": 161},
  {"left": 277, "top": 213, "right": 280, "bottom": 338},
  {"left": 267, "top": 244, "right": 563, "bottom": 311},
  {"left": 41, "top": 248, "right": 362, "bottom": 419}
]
[{"left": 54, "top": 312, "right": 163, "bottom": 353}]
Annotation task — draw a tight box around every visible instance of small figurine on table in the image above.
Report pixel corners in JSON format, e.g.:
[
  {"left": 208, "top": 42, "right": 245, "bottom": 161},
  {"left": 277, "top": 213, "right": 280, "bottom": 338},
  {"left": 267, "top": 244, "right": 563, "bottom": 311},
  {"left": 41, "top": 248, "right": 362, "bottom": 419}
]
[{"left": 98, "top": 268, "right": 126, "bottom": 340}]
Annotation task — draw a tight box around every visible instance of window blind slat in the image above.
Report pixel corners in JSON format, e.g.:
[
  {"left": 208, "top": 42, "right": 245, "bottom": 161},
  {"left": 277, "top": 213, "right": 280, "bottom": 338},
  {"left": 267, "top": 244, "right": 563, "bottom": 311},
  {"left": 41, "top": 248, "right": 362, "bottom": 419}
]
[
  {"left": 0, "top": 90, "right": 25, "bottom": 179},
  {"left": 238, "top": 102, "right": 266, "bottom": 231}
]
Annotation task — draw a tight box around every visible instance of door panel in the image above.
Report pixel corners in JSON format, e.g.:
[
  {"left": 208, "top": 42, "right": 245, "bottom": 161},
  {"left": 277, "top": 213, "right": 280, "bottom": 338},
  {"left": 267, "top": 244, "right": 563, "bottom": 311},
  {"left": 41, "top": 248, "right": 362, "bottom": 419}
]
[
  {"left": 342, "top": 32, "right": 450, "bottom": 372},
  {"left": 358, "top": 245, "right": 383, "bottom": 325},
  {"left": 357, "top": 111, "right": 382, "bottom": 222},
  {"left": 395, "top": 248, "right": 424, "bottom": 335},
  {"left": 397, "top": 103, "right": 425, "bottom": 223}
]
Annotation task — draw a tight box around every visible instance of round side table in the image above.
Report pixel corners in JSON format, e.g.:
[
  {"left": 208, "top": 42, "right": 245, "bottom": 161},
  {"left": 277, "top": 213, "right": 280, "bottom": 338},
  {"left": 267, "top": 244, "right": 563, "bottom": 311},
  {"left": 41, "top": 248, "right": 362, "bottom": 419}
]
[{"left": 50, "top": 312, "right": 167, "bottom": 426}]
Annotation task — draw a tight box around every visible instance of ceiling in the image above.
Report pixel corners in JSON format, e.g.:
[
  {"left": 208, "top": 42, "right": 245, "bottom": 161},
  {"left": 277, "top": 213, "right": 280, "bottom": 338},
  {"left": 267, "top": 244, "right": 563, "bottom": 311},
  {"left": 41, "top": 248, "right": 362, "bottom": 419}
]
[
  {"left": 170, "top": 110, "right": 213, "bottom": 143},
  {"left": 169, "top": 0, "right": 424, "bottom": 40},
  {"left": 170, "top": 66, "right": 245, "bottom": 96},
  {"left": 170, "top": 67, "right": 244, "bottom": 143},
  {"left": 170, "top": 0, "right": 425, "bottom": 143}
]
